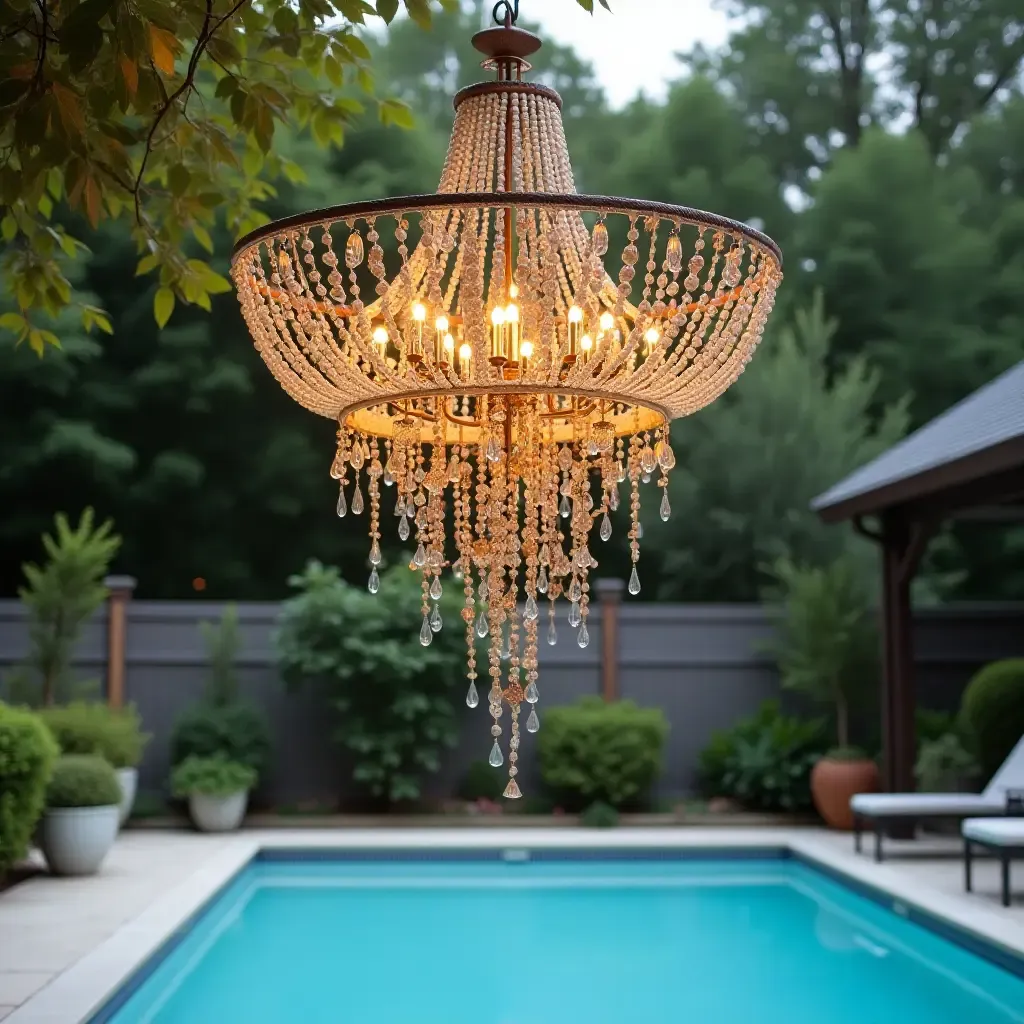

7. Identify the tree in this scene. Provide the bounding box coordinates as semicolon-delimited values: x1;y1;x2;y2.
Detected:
647;295;909;601
0;0;600;348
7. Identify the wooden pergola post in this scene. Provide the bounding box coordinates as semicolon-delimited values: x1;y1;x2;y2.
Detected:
103;575;136;709
595;577;624;702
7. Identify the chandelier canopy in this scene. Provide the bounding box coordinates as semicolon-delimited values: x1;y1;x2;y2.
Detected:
230;8;783;799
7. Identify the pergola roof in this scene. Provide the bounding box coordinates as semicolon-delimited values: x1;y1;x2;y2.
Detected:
813;360;1024;523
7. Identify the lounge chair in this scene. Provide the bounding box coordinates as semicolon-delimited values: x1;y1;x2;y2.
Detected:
963;818;1024;907
851;734;1024;861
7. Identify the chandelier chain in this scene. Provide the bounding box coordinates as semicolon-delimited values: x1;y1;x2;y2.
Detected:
492;0;519;26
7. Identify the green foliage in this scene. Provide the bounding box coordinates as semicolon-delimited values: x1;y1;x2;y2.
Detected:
765;555;878;750
0;702;59;875
537;697;668;812
916;709;958;749
276;561;466;805
698;700;827;813
169;701;271;786
12;509;120;706
580;801;619;828
915;733;979;793
170;755;256;798
39;701;149;768
649;296;909;602
960;659;1024;782
457;760;506;804
46;753;121;808
199;604;240;705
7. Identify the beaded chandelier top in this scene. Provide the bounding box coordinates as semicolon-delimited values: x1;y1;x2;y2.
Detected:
230;7;783;798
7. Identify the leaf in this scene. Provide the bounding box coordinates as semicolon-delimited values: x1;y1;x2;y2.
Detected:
83;177;102;228
52;83;85;136
60;0;117;36
403;0;431;28
342;34;372;61
154;286;175;328
376;0;399;23
119;55;139;97
379;98;414;129
193;224;214;253
136;252;160;276
357;67;373;92
148;25;178;76
0;312;27;332
168;163;191;196
1;215;16;241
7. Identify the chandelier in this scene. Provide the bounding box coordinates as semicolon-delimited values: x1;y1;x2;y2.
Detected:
230;5;783;799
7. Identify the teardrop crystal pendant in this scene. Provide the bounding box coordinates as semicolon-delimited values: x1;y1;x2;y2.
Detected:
660;489;671;521
351;485;364;515
430;603;443;633
637;521;644;540
609;487;620;512
559;494;571;518
526;708;540;733
525;681;539;704
413;542;426;567
628;565;641;595
537;567;548;594
488;740;504;767
476;609;489;638
524;595;538;621
592;220;609;256
349;443;365;470
429;576;442;600
369;541;382;566
398;516;410;541
419;614;432;646
466;680;479;708
500;628;511;660
336;487;347;517
367;568;380;594
395;495;405;517
345;230;364;268
568;577;582;602
503;778;522;799
486;437;501;462
577;623;590;648
569;601;581;627
666;232;683;274
600;513;612;542
547;619;558;646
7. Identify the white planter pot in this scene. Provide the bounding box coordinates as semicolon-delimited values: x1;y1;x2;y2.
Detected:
189;791;248;833
40;806;120;876
115;767;138;827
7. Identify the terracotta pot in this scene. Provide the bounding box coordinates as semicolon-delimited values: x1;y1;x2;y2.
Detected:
811;757;879;830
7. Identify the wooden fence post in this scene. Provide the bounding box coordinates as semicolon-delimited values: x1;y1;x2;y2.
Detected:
595;577;624;702
103;575;136;709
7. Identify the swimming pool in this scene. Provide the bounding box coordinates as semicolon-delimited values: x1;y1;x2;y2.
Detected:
94;851;1024;1024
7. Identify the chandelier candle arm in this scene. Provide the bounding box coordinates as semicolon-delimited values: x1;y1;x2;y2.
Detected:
230;14;783;799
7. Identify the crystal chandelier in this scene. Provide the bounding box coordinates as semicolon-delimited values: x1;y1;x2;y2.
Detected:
230;5;783;798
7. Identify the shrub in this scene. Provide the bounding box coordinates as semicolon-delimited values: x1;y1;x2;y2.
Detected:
458;760;506;803
916;708;958;749
171;756;256;798
915;733;978;793
580;801;619;828
537;697;668;812
0;702;59;875
698;700;827;813
46;754;121;808
169;701;271;786
276;561;466;805
960;659;1024;782
39;701;149;768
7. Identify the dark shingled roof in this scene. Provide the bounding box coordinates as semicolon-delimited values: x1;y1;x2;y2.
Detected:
812;360;1024;521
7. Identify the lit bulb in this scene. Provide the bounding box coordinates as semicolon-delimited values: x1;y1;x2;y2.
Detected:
435;315;449;333
459;343;472;361
580;334;593;352
443;333;455;353
412;302;427;322
645;327;660;347
491;306;506;326
567;305;583;324
505;303;519;323
520;340;534;360
373;326;389;347
509;283;519;299
599;311;615;332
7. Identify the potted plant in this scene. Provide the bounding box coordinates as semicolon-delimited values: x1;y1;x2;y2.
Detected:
40;701;150;826
768;556;879;830
171;755;256;832
39;754;121;876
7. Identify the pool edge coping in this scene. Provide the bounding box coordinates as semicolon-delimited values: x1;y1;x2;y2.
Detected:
7;827;1023;1024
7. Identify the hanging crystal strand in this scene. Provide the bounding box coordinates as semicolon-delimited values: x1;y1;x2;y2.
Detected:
456;442;478;704
628;433;642;595
367;439;383;592
427;406;447;633
485;408;508;772
518;406;542;759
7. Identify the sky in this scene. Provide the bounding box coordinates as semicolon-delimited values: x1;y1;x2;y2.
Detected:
530;0;732;108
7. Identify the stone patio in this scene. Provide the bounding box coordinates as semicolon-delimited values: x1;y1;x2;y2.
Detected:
1;827;1021;1023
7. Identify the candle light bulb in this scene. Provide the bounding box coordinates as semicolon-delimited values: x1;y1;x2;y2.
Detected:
505;303;519;323
520;340;534;360
509;282;519;299
459;342;472;362
567;305;583;324
435;315;449;333
645;327;660;348
373;326;389;347
412;302;427;322
491;306;506;326
443;333;455;354
599;311;615;332
580;334;593;352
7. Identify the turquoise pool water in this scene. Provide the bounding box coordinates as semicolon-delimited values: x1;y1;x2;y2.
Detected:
99;855;1024;1024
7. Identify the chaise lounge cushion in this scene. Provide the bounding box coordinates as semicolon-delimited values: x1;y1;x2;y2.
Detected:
851;793;1006;817
963;818;1024;846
